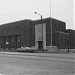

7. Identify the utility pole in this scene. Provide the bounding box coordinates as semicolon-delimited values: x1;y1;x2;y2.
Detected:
49;0;58;52
50;0;52;46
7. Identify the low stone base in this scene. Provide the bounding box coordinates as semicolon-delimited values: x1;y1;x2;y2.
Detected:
70;49;75;53
58;49;70;53
47;46;58;52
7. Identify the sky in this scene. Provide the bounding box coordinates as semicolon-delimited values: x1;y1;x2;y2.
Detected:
0;0;74;29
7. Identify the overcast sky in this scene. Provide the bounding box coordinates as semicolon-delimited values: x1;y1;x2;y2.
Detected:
0;0;74;29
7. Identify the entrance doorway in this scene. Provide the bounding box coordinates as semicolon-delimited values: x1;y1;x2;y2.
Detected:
38;41;42;49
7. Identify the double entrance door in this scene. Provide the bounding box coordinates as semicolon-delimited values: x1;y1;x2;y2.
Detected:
38;41;43;49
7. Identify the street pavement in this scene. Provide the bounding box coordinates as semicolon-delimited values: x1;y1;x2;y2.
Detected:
0;52;74;75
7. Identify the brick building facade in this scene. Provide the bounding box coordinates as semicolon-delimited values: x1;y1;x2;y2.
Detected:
0;17;74;51
66;29;75;49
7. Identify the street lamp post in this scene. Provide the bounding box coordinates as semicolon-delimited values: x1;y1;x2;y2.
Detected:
35;12;43;52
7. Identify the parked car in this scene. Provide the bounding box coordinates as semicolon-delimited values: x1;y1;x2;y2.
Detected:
16;46;37;52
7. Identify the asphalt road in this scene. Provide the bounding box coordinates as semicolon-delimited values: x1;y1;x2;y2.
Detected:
0;52;75;75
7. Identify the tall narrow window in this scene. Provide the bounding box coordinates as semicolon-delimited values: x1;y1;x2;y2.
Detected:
0;37;2;43
16;26;21;32
11;36;14;43
17;36;20;42
62;38;63;46
67;39;70;47
17;36;21;48
65;39;66;47
5;37;8;42
73;36;74;47
10;28;12;32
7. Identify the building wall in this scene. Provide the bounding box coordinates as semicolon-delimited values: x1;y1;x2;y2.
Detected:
54;31;70;49
66;29;75;49
52;18;66;32
32;18;51;47
52;18;66;46
32;18;66;47
0;17;73;50
0;20;32;49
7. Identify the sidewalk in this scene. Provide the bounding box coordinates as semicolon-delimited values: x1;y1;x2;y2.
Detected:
0;51;74;59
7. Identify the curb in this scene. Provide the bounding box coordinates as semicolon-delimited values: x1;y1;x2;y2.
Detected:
0;51;74;59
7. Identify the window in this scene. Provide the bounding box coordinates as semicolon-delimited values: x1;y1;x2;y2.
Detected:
67;39;69;47
65;39;66;47
17;36;20;42
16;26;21;32
5;37;9;44
58;25;60;31
4;29;6;33
55;24;57;30
5;37;8;42
73;36;74;46
62;26;63;31
9;28;12;32
11;36;14;43
0;37;2;43
61;38;63;46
